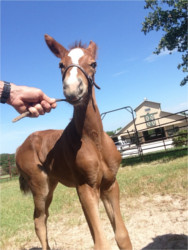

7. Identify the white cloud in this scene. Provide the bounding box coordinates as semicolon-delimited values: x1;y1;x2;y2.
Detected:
125;56;138;63
112;70;127;77
144;49;177;63
166;101;188;113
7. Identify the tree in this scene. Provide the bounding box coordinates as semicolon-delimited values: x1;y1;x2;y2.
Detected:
142;0;187;86
106;127;122;137
0;154;16;175
106;131;115;136
172;129;188;147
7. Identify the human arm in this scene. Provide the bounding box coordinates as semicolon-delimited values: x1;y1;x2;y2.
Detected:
0;81;57;117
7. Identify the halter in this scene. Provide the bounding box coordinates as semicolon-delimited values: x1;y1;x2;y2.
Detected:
62;64;100;90
12;64;100;122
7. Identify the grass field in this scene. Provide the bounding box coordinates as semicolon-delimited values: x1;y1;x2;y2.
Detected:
0;155;187;249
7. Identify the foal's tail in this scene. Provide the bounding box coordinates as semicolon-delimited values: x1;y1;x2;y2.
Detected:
16;146;31;194
19;174;31;194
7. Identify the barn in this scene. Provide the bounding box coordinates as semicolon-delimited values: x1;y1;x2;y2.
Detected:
112;99;188;145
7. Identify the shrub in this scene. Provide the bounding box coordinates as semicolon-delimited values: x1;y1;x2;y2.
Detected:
173;129;188;147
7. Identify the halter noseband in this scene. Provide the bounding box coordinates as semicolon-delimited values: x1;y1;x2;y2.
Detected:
62;64;100;90
12;64;100;122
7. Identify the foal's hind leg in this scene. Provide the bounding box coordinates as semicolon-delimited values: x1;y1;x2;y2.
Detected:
31;174;58;250
101;180;132;250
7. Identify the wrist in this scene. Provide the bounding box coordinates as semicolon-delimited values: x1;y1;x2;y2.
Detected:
6;83;20;105
0;81;11;104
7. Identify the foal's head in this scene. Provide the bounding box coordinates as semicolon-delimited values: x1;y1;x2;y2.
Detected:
45;34;98;106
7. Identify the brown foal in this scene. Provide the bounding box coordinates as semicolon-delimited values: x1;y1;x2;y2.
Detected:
16;34;132;250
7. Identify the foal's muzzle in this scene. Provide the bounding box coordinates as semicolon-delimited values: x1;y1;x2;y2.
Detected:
62;64;100;90
62;64;100;105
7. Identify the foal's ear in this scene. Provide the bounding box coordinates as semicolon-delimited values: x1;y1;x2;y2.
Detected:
44;34;67;58
88;41;98;59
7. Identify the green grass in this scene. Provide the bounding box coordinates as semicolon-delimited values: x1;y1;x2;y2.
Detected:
122;146;188;166
0;180;34;247
0;176;18;183
119;156;188;197
0;155;187;248
0;181;79;248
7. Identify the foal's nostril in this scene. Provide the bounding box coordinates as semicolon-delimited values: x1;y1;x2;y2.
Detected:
63;78;84;102
78;81;84;95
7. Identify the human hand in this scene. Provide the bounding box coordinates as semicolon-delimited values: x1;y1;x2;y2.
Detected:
7;83;57;117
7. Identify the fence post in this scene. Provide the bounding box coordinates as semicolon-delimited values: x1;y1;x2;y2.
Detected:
157;118;167;151
126;106;143;157
8;155;12;180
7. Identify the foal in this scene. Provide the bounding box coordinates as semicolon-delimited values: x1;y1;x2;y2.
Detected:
16;34;132;250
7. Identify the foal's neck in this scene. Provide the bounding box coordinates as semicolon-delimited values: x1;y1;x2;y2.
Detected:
73;88;103;138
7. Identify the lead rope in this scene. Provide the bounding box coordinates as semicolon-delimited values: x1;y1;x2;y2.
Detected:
12;64;100;123
12;98;67;123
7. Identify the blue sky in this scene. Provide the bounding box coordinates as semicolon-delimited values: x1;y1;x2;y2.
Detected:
0;0;187;153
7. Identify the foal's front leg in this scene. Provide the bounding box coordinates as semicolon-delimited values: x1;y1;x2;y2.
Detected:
77;183;111;250
101;180;132;250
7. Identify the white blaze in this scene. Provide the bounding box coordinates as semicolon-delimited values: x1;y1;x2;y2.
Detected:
67;48;84;84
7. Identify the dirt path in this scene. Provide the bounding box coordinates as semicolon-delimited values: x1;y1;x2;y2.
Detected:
19;194;188;250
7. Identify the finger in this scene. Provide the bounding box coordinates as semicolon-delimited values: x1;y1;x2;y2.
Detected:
41;100;51;113
28;107;40;117
49;97;56;104
42;94;56;105
41;100;57;112
14;104;28;114
51;102;57;109
33;103;45;115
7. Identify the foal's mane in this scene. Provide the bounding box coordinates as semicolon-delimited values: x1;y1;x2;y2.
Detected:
69;41;87;50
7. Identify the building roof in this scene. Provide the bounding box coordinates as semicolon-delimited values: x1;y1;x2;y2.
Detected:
114;100;187;137
134;99;161;112
115;119;135;135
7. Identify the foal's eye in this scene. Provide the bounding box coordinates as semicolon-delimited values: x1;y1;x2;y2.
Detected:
59;62;65;69
90;62;97;69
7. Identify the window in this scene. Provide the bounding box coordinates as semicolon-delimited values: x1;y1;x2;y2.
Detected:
144;113;156;128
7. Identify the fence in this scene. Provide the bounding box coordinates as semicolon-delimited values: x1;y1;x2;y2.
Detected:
110;109;188;158
1;110;187;180
0;154;18;181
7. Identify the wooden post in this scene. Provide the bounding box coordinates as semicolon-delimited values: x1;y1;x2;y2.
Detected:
8;155;12;179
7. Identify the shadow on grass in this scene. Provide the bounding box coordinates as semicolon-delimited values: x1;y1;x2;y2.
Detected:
28;234;188;249
29;247;62;250
142;234;188;249
29;248;41;250
29;248;62;250
122;147;188;167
